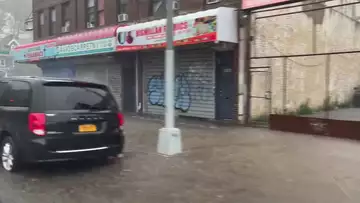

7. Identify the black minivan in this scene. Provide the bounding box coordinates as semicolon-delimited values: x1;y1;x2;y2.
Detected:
0;76;124;172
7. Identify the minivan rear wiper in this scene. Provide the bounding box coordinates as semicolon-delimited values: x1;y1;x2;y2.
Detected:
82;88;116;110
74;102;92;110
73;102;106;111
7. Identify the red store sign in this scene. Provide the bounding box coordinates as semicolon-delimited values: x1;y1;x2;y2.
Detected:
242;0;291;9
56;25;119;46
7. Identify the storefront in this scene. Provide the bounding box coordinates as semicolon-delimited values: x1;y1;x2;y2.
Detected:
12;7;239;119
12;26;126;108
54;25;124;107
12;39;57;63
116;7;238;120
55;26;118;82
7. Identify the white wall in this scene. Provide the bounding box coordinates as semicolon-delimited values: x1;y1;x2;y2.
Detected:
250;0;360;116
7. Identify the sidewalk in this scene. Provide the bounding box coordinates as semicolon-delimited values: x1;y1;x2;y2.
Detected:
121;116;360;203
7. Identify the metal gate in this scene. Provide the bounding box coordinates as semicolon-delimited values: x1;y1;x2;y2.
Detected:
249;66;272;125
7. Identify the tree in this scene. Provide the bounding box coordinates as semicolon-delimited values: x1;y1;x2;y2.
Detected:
0;10;6;32
0;0;32;35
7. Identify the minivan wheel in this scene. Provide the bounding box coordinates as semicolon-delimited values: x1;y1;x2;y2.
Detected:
1;137;20;172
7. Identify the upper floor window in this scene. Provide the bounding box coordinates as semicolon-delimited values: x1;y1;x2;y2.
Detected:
86;0;104;28
0;59;5;67
61;2;70;33
39;12;45;25
117;0;128;22
37;11;44;38
49;7;56;36
117;0;128;14
98;0;105;26
86;0;96;28
149;0;163;17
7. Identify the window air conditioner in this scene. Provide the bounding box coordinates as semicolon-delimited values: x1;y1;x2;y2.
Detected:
173;1;180;10
117;13;129;22
87;22;95;28
206;0;221;4
61;25;69;33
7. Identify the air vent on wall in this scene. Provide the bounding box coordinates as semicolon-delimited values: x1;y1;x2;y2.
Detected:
206;0;221;4
61;21;70;33
117;13;129;22
61;26;69;33
212;42;236;51
87;22;95;28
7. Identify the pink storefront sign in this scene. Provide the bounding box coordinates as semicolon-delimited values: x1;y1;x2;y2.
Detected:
55;25;118;46
242;0;290;9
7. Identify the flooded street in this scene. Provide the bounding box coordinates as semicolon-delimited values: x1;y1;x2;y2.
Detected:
0;116;358;202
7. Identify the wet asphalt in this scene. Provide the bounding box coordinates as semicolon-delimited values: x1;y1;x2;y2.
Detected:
0;116;360;203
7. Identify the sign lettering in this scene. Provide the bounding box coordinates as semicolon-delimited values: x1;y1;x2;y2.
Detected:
57;38;115;58
116;16;217;51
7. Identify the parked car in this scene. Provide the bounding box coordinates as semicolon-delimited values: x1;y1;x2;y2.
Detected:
0;76;125;172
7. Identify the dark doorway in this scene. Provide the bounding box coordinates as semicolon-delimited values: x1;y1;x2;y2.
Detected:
215;51;236;120
122;65;136;113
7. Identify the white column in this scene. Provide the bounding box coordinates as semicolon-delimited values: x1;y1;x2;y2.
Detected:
157;0;182;156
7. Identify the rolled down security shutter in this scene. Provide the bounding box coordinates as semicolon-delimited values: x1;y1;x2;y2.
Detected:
143;48;215;119
40;59;76;78
107;64;122;108
72;54;123;109
76;64;108;85
75;63;123;108
177;49;215;119
142;51;165;115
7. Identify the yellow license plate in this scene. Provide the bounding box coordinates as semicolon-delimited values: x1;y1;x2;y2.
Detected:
78;124;97;132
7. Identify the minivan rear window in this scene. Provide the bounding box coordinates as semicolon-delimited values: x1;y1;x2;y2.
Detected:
44;82;117;111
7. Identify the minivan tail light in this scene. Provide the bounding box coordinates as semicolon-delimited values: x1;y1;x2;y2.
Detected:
117;113;124;127
28;113;46;136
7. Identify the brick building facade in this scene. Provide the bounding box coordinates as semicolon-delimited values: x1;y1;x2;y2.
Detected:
16;0;240;121
13;0;360;125
32;0;240;41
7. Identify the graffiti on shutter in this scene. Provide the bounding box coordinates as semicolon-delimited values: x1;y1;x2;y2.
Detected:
143;49;215;119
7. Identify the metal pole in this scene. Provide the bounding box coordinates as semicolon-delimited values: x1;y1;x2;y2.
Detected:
244;11;252;125
282;57;287;114
165;0;175;128
325;55;330;119
157;0;182;156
